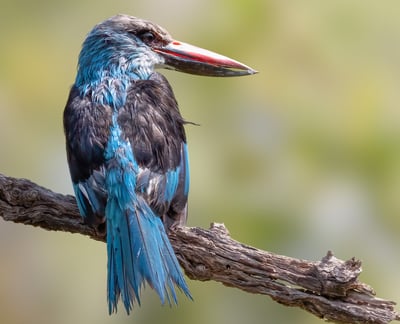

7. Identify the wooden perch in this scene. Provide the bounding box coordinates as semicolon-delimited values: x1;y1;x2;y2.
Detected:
0;172;398;323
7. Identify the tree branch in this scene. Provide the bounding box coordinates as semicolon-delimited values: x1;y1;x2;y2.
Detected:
0;173;398;323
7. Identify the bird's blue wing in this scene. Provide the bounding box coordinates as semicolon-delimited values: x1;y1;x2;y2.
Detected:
135;141;190;228
64;85;110;227
72;167;106;222
119;72;190;226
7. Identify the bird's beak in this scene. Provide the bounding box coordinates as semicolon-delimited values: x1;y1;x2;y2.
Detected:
154;40;257;77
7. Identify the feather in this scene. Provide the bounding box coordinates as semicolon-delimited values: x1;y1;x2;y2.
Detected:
103;114;190;314
64;15;193;315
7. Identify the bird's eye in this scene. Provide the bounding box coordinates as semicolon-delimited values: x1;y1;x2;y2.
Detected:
139;31;155;43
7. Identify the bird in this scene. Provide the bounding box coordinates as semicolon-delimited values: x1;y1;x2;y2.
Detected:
63;14;256;315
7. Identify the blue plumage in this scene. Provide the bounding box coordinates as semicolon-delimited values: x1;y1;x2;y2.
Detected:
103;111;189;313
64;14;255;315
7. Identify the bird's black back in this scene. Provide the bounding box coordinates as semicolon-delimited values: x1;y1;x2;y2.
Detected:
64;72;189;229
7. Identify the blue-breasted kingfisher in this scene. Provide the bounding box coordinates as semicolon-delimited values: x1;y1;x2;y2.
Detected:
63;14;256;314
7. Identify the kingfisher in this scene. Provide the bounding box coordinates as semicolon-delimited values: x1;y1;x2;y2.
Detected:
63;14;256;314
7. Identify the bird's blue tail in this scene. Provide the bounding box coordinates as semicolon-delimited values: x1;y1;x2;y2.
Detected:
106;196;191;314
105;124;191;314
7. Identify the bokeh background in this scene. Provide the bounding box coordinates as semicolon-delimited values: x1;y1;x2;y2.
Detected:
1;1;400;323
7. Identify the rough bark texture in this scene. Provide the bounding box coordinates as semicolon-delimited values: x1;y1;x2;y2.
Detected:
0;173;399;323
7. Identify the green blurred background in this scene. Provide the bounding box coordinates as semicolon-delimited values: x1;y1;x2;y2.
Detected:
1;0;400;323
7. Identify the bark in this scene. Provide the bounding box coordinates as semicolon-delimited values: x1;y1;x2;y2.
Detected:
0;173;399;323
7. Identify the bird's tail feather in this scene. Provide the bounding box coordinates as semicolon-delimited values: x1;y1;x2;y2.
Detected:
106;195;191;314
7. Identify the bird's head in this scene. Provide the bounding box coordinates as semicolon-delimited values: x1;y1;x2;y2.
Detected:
76;14;256;89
